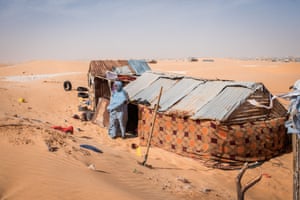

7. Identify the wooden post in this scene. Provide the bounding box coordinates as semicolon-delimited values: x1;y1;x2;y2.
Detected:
294;134;300;200
140;87;163;167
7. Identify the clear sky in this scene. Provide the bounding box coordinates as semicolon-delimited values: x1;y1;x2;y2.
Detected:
0;0;299;62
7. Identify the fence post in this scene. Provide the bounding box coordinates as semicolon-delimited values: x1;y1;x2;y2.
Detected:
294;134;300;200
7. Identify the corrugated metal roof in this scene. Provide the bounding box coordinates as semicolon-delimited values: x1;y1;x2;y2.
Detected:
128;60;151;75
159;78;201;111
191;86;253;120
125;72;159;99
88;59;151;77
135;78;179;105
89;60;129;77
124;71;262;121
168;81;230;116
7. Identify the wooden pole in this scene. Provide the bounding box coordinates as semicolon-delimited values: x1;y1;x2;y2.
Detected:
294;134;300;200
141;86;163;166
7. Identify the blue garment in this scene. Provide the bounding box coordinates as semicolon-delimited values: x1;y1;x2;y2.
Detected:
107;81;129;138
281;80;300;137
80;144;103;153
285;95;300;136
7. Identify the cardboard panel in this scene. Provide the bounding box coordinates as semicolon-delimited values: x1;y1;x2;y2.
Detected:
92;98;110;128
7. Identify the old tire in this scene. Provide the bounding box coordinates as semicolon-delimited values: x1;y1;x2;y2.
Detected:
63;81;72;91
77;86;88;92
78;92;89;98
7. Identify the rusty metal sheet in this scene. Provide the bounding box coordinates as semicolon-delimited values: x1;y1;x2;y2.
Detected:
124;71;160;99
89;59;152;78
158;78;201;111
124;71;184;103
89;60;128;77
191;86;254;121
168;81;230;116
134;77;179;106
124;70;262;121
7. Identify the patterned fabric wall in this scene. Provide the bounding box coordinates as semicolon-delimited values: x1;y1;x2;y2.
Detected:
138;105;288;164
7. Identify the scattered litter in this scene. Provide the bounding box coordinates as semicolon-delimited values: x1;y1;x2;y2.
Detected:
78;105;88;111
80;136;92;139
18;98;26;103
79;111;94;121
72;114;80;119
262;173;272;178
76;127;83;132
201;188;212;193
132;143;141;157
176;176;191;184
133;168;144;174
81;112;87;121
48;146;59;152
183;184;192;190
88;164;96;170
131;143;139;149
136;147;142;157
85;111;94;121
46;142;59;152
162;181;171;190
84;100;91;105
52;125;74;134
80;144;103;153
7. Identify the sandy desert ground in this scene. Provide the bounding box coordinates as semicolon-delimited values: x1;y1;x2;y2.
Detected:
0;58;299;200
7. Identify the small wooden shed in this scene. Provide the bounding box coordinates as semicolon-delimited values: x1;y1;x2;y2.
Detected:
88;59;151;129
124;71;289;166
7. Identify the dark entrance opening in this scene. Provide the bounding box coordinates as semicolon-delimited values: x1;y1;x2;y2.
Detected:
93;77;111;110
126;103;138;136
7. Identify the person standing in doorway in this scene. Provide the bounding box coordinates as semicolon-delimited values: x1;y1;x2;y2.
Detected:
107;80;129;139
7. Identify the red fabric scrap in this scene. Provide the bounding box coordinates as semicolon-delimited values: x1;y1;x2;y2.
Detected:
52;126;74;134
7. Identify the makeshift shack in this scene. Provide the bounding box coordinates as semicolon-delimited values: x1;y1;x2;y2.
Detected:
124;71;289;165
88;59;151;129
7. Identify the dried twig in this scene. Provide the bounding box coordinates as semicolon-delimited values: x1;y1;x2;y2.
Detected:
236;162;262;200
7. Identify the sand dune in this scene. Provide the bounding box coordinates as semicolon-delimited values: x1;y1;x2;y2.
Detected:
0;58;299;200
